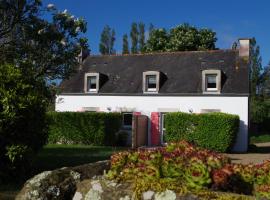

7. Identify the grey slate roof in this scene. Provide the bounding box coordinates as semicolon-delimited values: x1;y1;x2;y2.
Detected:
60;50;249;96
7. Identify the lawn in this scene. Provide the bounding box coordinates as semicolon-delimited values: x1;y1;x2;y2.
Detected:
250;133;270;144
0;144;126;200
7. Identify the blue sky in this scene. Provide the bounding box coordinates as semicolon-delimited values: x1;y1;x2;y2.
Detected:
43;0;270;66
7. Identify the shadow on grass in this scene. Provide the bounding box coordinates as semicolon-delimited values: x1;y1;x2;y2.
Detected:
0;144;126;199
248;143;270;154
32;144;126;174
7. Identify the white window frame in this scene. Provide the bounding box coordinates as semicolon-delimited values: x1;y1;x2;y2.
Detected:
143;71;160;93
84;73;99;93
202;70;221;94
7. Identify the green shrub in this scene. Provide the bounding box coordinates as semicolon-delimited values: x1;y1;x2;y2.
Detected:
47;112;122;145
165;112;239;152
0;64;48;182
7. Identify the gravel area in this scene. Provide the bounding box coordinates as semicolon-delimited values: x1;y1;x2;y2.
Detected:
226;142;270;164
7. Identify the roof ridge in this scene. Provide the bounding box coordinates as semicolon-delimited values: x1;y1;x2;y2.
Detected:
87;49;238;58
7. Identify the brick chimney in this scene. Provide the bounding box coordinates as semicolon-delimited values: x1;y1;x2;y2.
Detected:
238;38;250;58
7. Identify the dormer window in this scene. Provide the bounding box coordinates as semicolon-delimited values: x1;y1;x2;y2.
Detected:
143;71;160;93
206;74;217;91
146;75;157;92
202;70;221;93
84;73;100;93
87;76;97;92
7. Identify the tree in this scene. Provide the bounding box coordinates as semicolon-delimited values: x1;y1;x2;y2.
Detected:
0;0;88;80
144;23;217;53
144;28;169;52
122;34;129;54
138;22;145;53
130;22;139;54
0;64;49;180
167;23;216;51
149;23;154;36
0;0;88;181
249;38;262;97
99;25;116;55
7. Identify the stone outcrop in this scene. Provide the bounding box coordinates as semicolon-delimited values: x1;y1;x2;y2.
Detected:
16;160;110;200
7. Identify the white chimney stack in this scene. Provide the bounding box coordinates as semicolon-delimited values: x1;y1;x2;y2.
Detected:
238;38;250;58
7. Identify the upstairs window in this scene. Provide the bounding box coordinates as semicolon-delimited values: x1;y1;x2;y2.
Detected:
143;71;160;93
206;74;217;91
84;73;99;93
146;75;157;92
87;76;97;92
202;70;221;94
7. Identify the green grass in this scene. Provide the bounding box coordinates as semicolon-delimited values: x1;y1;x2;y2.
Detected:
33;144;126;173
0;144;126;200
250;134;270;144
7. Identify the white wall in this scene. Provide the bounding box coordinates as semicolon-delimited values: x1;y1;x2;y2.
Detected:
56;95;249;152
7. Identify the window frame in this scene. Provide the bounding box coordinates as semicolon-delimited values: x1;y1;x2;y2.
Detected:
143;71;160;93
202;70;221;94
84;73;100;93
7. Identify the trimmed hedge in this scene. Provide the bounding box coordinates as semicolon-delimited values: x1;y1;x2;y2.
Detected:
47;112;122;145
165;112;239;152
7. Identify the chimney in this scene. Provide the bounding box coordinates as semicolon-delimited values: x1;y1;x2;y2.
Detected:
238;38;250;58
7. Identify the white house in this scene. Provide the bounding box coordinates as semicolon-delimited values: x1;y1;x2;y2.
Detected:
55;39;250;152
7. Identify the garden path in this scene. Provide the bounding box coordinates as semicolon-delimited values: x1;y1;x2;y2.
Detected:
226;142;270;164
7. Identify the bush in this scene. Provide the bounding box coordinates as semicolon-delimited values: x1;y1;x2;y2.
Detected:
47;112;122;145
165;112;239;152
0;64;48;182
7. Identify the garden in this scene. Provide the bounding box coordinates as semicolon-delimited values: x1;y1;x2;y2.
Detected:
106;140;270;199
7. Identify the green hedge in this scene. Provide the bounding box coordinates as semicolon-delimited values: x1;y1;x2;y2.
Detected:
165;112;239;152
47;112;122;145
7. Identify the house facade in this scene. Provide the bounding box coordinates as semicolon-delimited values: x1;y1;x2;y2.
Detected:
55;39;250;152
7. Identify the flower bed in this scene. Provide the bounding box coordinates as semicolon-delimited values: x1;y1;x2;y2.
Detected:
106;141;270;199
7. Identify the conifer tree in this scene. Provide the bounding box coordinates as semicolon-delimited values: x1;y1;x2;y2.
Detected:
122;34;129;54
130;22;139;54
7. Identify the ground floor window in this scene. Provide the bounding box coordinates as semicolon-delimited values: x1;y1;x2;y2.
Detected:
122;112;133;128
160;113;167;144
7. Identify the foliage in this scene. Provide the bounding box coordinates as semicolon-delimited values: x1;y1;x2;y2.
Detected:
107;141;270;199
122;34;129;54
0;0;88;80
164;112;239;152
249;38;262;97
250;97;269;124
0;0;88;183
0;64;48;182
144;23;217;52
99;25;116;55
130;22;139;54
138;22;145;52
47;112;122;145
144;28;168;52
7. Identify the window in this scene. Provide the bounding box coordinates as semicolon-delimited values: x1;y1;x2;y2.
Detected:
143;71;160;93
84;73;99;93
160;113;167;144
202;70;221;93
146;75;157;92
206;74;217;91
122;113;133;127
87;76;97;92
